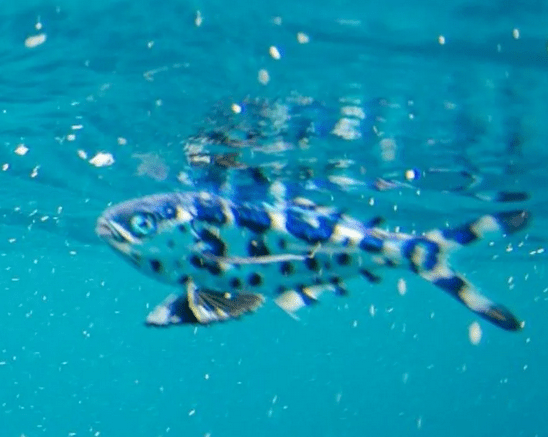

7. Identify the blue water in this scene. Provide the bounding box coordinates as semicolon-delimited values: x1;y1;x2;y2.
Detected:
2;0;548;436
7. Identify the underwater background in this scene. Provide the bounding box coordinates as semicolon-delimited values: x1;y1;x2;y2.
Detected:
1;0;548;435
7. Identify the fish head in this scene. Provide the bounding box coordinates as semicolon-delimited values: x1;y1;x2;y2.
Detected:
96;193;195;280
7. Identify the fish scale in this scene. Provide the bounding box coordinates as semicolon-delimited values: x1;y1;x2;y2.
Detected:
96;189;530;332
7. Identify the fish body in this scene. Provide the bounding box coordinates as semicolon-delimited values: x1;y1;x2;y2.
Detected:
96;190;529;331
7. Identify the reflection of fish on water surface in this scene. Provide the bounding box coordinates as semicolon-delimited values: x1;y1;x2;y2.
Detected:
96;187;530;332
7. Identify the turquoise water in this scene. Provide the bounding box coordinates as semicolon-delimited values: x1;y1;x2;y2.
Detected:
2;0;548;435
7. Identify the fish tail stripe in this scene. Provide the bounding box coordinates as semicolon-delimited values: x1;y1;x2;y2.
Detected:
429;271;522;331
439;210;530;247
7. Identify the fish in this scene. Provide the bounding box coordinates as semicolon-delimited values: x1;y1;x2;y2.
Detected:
96;190;529;331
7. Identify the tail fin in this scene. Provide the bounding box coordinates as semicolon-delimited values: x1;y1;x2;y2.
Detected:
404;210;530;331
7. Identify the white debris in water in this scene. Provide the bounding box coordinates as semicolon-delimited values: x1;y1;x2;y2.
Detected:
438;35;446;45
67;133;76;141
231;103;242;114
272;16;282;25
25;33;47;48
195;10;203;27
258;69;270;85
512;28;520;39
15;144;28;155
331;117;361;140
89;152;115;167
397;278;407;296
340;105;365;119
269;46;281;60
297;32;309;44
77;149;87;160
117;137;127;145
468;322;482;345
369;304;376;317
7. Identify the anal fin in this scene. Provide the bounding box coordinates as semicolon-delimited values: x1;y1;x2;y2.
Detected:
274;283;337;317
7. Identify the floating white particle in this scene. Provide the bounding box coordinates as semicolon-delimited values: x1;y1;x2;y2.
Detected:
204;373;209;380
89;152;115;167
369;304;376;317
352;320;358;327
402;373;409;383
15;144;28;156
397;278;407;296
297;32;309;44
231;103;242;114
67;133;76;141
258;69;270;85
269;46;281;60
438;35;445;45
468;322;482;345
512;28;520;39
195;10;203;27
272;16;282;25
117;137;127;146
71;124;83;130
417;416;423;429
25;33;47;48
147;41;154;49
30;166;39;178
189;409;196;416
35;20;42;31
77;149;87;159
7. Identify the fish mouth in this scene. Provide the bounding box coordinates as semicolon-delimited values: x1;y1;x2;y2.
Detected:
96;217;115;240
95;217;138;245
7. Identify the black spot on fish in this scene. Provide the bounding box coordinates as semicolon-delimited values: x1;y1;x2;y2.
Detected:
207;263;222;276
200;228;226;256
305;257;320;272
178;274;189;284
280;261;294;275
278;238;287;249
248;272;262;286
247;239;270;257
330;276;342;285
385;258;397;268
178;225;187;233
150;259;162;273
229;278;242;289
336;253;351;266
190;255;203;269
360;269;381;283
324;261;332;270
167;239;175;249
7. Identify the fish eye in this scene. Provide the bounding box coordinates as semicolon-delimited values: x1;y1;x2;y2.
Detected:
130;213;157;237
162;203;177;220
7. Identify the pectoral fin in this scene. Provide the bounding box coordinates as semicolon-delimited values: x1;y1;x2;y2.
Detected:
187;283;265;324
146;281;264;327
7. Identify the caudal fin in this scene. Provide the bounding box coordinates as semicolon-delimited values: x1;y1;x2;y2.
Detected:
402;210;530;331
